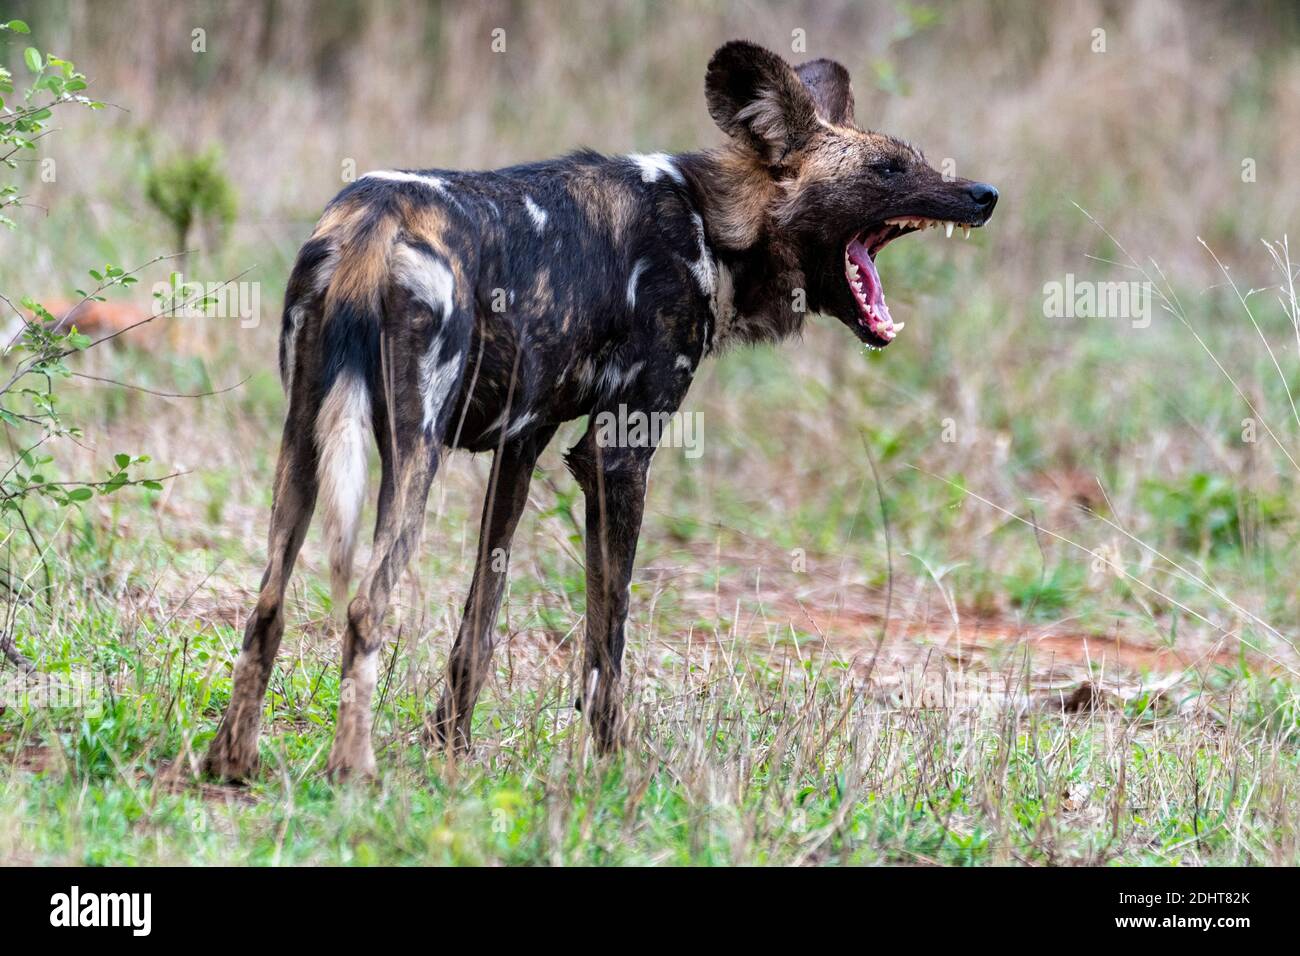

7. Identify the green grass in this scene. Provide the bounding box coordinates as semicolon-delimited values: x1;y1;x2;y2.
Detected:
3;601;1297;865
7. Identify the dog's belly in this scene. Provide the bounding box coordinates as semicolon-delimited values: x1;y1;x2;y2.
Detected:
443;328;596;453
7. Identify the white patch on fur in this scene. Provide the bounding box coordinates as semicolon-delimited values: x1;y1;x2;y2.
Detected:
688;212;717;298
316;374;372;619
505;410;536;439
597;360;644;397
419;342;463;434
360;169;450;193
394;245;454;321
392;244;461;431
628;152;684;185
523;195;548;233
626;258;648;310
675;353;693;371
313;243;340;295
282;303;306;396
481;404;534;441
481;406;507;439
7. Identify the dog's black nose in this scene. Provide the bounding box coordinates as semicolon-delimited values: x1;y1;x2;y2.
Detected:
969;182;998;210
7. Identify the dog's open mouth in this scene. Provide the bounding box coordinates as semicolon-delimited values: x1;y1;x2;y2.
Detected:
845;217;983;347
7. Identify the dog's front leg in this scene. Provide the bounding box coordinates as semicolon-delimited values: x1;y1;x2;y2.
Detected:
567;434;651;754
433;426;556;753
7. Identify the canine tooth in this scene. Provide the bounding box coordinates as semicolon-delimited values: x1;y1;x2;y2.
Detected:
894;322;905;331
945;222;954;238
963;226;971;239
848;263;860;278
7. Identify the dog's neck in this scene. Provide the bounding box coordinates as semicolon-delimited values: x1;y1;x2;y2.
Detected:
676;148;808;350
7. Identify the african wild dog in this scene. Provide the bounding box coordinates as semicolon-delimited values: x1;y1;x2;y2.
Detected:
203;40;997;780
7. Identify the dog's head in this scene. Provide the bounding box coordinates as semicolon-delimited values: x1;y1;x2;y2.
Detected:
704;40;998;347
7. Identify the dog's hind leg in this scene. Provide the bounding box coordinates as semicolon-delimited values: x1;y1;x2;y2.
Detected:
326;247;471;779
204;281;329;781
433;424;556;752
204;418;319;780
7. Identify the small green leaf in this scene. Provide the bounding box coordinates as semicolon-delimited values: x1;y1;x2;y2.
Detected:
114;453;131;469
4;20;31;33
68;487;94;501
23;47;42;73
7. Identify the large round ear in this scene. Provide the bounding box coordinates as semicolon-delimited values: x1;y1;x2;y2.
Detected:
705;40;821;165
795;58;856;126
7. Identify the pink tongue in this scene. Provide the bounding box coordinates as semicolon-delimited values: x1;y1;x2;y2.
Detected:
846;237;893;328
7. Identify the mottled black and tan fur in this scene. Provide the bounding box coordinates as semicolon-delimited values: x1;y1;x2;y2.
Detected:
204;40;998;779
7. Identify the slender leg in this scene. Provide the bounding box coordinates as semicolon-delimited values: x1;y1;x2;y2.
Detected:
326;429;438;779
566;431;652;754
204;422;318;780
433;426;555;751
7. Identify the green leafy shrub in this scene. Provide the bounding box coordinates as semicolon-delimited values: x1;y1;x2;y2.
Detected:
143;148;237;260
0;23;171;649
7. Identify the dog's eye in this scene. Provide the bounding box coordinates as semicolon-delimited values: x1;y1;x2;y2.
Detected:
874;158;905;177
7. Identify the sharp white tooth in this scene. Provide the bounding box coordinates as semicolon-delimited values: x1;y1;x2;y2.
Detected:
848;263;860;278
945;222;954;238
963;226;971;239
894;322;905;331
